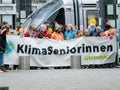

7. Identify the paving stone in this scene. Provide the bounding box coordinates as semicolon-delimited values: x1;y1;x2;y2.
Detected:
0;69;120;90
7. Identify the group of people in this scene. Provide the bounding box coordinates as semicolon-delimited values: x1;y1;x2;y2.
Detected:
3;19;116;40
24;21;77;40
90;19;116;36
16;19;118;69
0;19;117;72
23;19;116;41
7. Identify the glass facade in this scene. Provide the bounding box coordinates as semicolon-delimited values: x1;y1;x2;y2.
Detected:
0;0;16;29
2;0;12;4
2;15;12;25
0;0;47;29
0;6;13;11
32;0;46;3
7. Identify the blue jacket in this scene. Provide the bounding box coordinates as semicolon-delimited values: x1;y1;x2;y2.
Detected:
90;28;104;37
64;30;76;40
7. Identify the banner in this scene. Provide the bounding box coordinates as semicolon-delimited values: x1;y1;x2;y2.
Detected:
4;36;117;66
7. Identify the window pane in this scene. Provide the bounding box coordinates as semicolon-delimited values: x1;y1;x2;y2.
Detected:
2;0;12;4
2;15;12;25
32;0;46;4
0;15;1;23
32;6;37;12
0;0;2;3
32;0;38;4
0;6;13;11
86;10;99;27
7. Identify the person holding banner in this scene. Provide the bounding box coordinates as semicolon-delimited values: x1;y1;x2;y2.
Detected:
90;26;104;37
15;25;24;36
44;21;53;35
25;25;34;37
51;26;64;41
88;23;96;32
64;24;76;40
38;24;51;39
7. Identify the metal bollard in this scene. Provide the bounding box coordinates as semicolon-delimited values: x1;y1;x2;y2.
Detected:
0;87;9;90
118;49;120;65
117;55;120;65
71;55;81;69
19;56;30;70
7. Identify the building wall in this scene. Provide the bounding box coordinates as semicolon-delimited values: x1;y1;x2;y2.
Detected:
0;0;16;29
0;0;47;30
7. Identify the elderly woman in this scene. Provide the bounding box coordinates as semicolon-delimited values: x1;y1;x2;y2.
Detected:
51;26;64;41
89;26;104;37
38;24;51;38
88;23;96;32
64;24;76;40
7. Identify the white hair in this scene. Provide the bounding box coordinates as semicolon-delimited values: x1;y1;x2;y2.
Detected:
40;24;47;31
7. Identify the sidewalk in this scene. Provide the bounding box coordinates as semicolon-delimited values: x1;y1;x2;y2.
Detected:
0;69;120;90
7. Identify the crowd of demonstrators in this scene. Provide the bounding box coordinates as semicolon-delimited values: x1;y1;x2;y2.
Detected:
1;20;117;70
1;19;115;40
22;20;116;69
23;22;77;40
22;19;117;41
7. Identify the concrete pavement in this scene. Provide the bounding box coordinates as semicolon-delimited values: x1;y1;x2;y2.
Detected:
0;69;120;90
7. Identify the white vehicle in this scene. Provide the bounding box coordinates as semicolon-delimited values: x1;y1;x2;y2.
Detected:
22;0;120;31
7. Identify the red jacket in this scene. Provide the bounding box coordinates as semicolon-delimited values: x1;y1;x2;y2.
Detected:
24;30;30;37
40;31;51;38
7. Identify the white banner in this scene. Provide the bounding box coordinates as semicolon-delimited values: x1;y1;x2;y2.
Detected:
4;36;117;66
